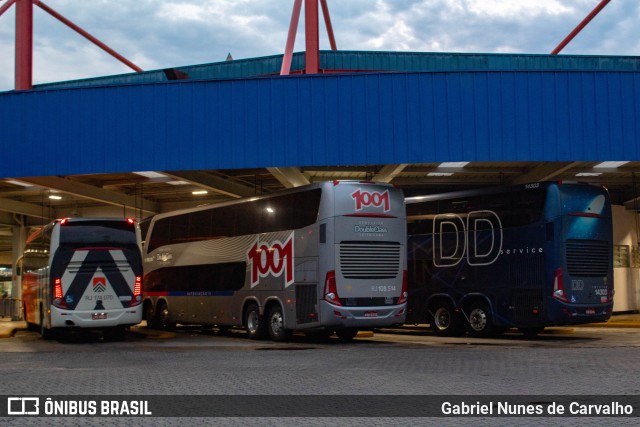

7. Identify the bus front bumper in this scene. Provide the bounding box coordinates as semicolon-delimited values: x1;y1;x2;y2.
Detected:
50;306;143;329
319;301;406;328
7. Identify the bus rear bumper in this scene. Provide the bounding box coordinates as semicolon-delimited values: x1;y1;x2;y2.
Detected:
50;306;143;329
319;301;407;328
547;301;614;326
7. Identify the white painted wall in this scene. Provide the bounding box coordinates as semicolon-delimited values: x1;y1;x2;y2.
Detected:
612;205;640;313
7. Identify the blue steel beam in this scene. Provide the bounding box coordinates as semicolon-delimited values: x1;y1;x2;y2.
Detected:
0;70;638;178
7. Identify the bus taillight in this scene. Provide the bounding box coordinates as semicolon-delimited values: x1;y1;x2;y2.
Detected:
134;276;142;296
53;278;67;308
324;271;343;306
54;278;63;299
397;270;408;305
552;268;568;302
130;276;142;306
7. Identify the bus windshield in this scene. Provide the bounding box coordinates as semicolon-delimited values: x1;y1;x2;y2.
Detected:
60;220;138;249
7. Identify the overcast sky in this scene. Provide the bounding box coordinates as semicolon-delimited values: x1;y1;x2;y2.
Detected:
0;0;639;91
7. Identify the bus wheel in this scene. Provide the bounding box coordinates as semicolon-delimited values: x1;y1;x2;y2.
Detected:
519;327;544;337
430;301;462;337
466;301;494;338
157;302;176;331
336;328;358;342
245;303;266;340
267;305;292;342
144;302;157;329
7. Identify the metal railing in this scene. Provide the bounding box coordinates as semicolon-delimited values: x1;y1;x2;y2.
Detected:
0;299;21;320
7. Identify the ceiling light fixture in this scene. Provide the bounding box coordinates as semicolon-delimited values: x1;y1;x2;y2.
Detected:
594;161;629;168
133;171;168;179
192;190;208;195
439;162;469;168
5;179;33;187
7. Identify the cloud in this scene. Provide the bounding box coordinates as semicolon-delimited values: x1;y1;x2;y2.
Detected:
464;0;572;18
0;0;639;91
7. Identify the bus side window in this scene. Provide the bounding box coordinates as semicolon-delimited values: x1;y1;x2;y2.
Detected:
407;219;433;235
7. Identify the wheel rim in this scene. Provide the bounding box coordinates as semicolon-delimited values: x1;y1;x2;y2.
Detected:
247;310;259;334
469;308;487;332
270;311;284;336
433;307;451;331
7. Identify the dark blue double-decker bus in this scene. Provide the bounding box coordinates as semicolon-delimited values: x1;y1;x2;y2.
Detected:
406;181;613;337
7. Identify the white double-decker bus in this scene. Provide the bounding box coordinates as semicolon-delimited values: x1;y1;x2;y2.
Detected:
21;218;144;340
142;181;407;341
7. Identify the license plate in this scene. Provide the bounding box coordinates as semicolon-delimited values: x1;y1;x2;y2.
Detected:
363;311;378;317
92;313;107;320
585;308;595;315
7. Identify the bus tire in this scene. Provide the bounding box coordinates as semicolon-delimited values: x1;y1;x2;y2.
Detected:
144;301;158;329
267;305;292;342
466;301;494;338
429;301;463;337
245;303;267;340
336;328;358;342
157;302;176;331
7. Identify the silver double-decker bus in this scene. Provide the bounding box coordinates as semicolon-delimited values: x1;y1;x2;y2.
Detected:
142;181;407;341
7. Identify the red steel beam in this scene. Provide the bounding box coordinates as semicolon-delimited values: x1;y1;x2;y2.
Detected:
551;0;611;55
320;0;337;51
15;0;33;90
0;0;18;17
33;0;143;72
304;0;319;74
281;0;303;75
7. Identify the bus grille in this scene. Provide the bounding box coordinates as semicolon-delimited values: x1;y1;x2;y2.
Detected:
566;240;610;277
339;242;401;279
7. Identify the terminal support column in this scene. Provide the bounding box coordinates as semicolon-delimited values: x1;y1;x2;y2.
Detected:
11;220;26;320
